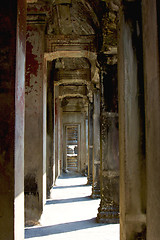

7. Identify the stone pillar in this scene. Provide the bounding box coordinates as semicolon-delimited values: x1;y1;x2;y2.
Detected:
0;0;26;239
63;123;67;172
54;85;60;181
25;14;46;224
142;1;160;239
58;102;63;175
81;111;87;173
92;89;101;198
118;2;146;239
85;116;89;176
97;64;119;223
87;103;93;184
46;61;54;197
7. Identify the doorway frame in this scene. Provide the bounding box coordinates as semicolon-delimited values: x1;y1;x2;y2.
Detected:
63;123;81;172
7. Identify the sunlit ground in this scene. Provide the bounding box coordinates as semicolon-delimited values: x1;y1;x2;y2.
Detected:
25;173;120;240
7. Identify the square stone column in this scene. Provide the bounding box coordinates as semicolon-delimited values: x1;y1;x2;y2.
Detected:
97;112;119;223
80;111;87;173
85;116;89;176
46;62;54;197
25;14;47;224
118;2;146;239
97;62;119;224
142;1;160;239
54;85;61;180
0;0;26;239
58;101;63;175
92;89;101;198
87;103;93;185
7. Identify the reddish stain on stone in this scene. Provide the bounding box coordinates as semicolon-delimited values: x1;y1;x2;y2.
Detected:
27;25;33;33
26;40;39;87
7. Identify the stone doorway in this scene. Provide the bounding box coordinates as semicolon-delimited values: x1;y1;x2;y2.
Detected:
66;125;79;172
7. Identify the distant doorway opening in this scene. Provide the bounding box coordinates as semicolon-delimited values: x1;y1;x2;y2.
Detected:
66;125;79;172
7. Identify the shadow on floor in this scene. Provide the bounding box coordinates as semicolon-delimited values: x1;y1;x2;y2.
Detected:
53;184;90;189
25;218;109;238
58;172;84;179
46;196;96;205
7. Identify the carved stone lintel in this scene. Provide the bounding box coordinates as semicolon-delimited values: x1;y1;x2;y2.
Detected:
55;0;71;5
45;34;96;53
27;13;46;24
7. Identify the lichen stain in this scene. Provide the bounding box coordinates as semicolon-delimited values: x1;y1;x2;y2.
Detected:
26;40;39;87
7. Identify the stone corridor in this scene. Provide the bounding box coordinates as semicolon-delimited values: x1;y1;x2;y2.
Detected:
1;1;160;239
25;173;119;240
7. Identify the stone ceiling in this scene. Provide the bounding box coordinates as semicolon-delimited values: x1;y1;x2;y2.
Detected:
27;0;120;113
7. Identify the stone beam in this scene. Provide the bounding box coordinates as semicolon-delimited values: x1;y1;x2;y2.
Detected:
45;35;97;53
27;0;38;2
44;51;98;86
54;79;89;86
59;94;88;102
59;85;87;97
55;0;72;4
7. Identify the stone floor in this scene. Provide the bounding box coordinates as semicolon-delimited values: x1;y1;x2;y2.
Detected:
25;172;120;240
